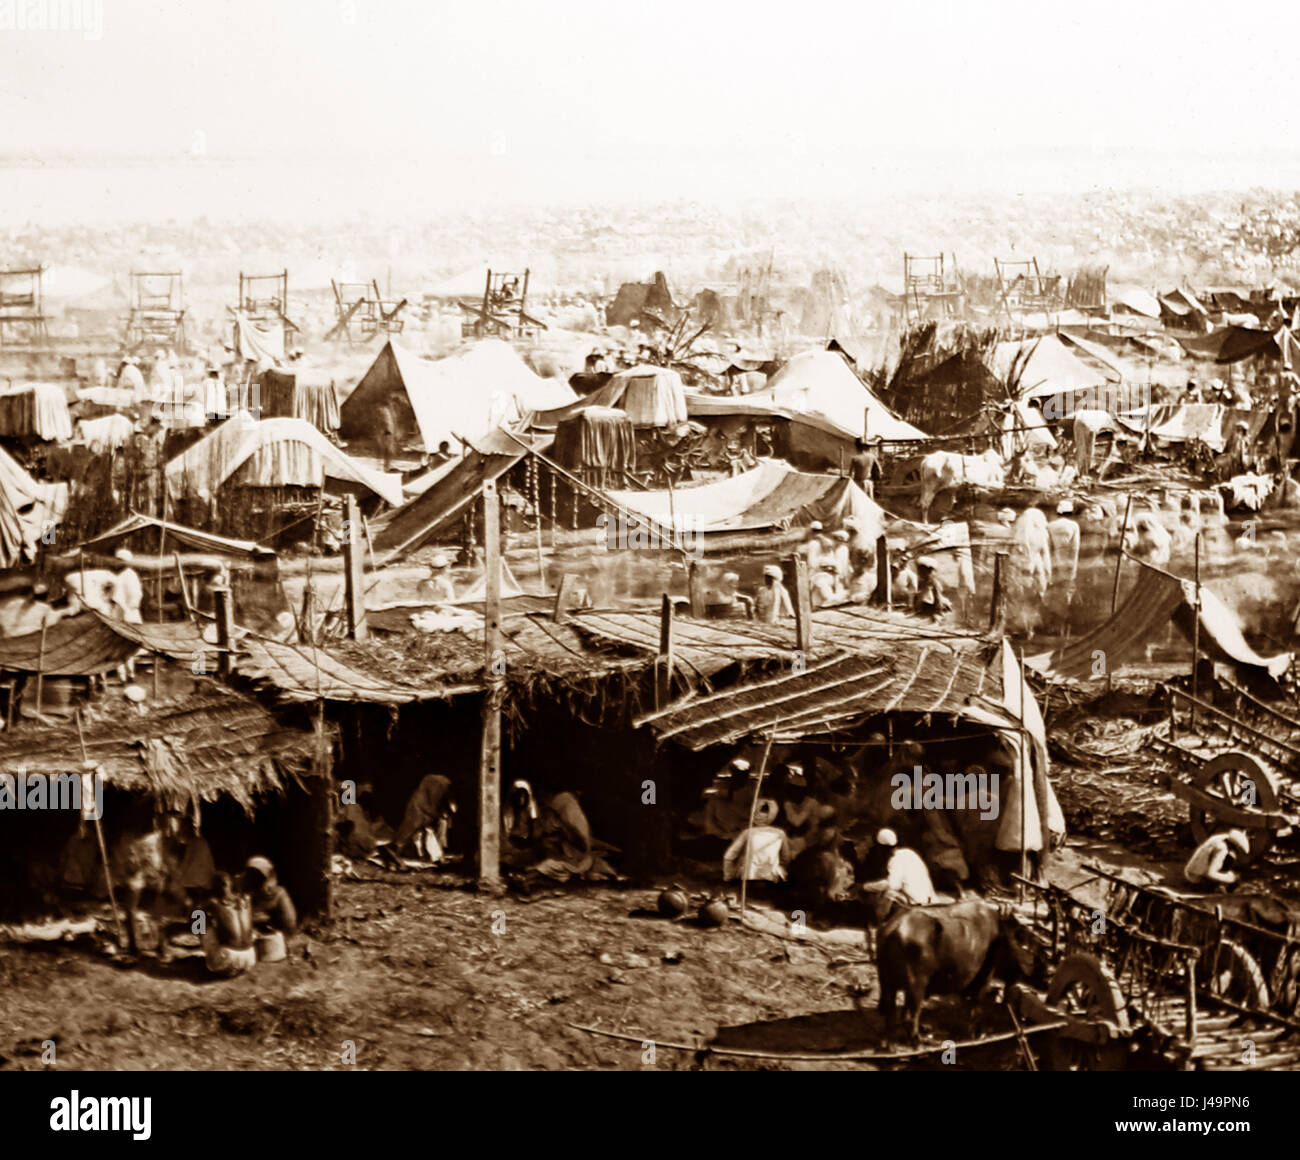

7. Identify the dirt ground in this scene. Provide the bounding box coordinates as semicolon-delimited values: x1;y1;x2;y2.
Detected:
4;728;1295;1073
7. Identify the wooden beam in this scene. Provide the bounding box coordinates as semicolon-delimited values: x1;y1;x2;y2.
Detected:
213;584;235;677
793;556;813;653
478;479;503;886
657;593;674;708
343;494;367;641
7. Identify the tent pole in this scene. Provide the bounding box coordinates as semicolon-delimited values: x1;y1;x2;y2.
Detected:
1192;532;1201;730
739;735;774;916
478;479;503;887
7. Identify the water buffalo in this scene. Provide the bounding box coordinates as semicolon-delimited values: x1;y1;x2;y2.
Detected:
876;899;1037;1044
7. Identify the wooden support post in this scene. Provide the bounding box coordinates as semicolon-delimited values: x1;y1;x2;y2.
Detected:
657;593;674;708
739;736;775;916
688;561;706;619
1192;532;1201;730
793;556;813;654
989;550;1007;632
478;479;503;887
874;534;892;608
343;493;367;641
173;552;193;617
1185;951;1198;1046
34;613;47;717
213;584;235;677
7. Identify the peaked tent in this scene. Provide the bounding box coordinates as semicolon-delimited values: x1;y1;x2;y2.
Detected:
991;334;1107;399
165;412;403;506
340;340;576;452
755;350;926;441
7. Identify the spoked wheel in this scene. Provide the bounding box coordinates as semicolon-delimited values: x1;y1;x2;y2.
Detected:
1043;952;1131;1071
1198;939;1270;1011
1189;752;1278;864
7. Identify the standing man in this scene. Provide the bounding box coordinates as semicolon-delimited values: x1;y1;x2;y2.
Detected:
1047;500;1081;624
376;397;399;472
850;436;882;498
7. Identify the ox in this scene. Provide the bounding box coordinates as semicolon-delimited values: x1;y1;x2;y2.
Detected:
918;449;1005;523
876;899;1037;1044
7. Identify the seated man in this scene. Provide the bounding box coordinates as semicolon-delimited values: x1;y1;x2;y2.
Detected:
201;873;256;977
722;806;789;884
754;564;795;623
1184;829;1249;890
418;554;456;602
336;781;393;859
502;779;615;881
810;562;846;609
688;758;756;839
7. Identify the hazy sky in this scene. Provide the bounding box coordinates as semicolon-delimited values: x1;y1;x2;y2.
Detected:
4;0;1300;202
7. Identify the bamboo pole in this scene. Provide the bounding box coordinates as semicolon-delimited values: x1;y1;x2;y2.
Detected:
478;479;503;886
34;612;47;717
76;708;125;949
739;735;775;916
1107;494;1134;695
173;552;193;616
1192;532;1201;730
656;593;674;710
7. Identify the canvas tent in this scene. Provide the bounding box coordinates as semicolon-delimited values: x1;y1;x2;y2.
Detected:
165;412;403;506
758;350;925;441
1027;560;1291;682
991;334;1108;399
534;364;688;429
0;383;73;442
340;340;576;452
603;458;885;543
0;444;67;567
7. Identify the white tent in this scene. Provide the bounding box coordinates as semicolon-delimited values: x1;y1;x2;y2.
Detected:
340;340;576;452
991;334;1107;398
748;349;926;441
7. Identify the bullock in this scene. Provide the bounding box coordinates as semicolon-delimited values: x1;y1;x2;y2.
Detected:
918;449;1005;523
1010;507;1052;599
876;899;1038;1044
1123;511;1172;568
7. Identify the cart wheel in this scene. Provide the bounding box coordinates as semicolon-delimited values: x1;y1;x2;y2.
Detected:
1199;939;1270;1012
1189;752;1278;864
1043;952;1130;1071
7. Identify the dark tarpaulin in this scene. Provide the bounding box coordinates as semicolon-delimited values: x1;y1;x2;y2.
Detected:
1027;560;1291;682
553;405;636;483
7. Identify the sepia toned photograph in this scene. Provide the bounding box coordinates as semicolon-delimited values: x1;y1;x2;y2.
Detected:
0;0;1294;1129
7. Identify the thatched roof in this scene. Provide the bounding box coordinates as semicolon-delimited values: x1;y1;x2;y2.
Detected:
0;684;323;813
0;612;218;676
238;635;468;705
634;642;1015;751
